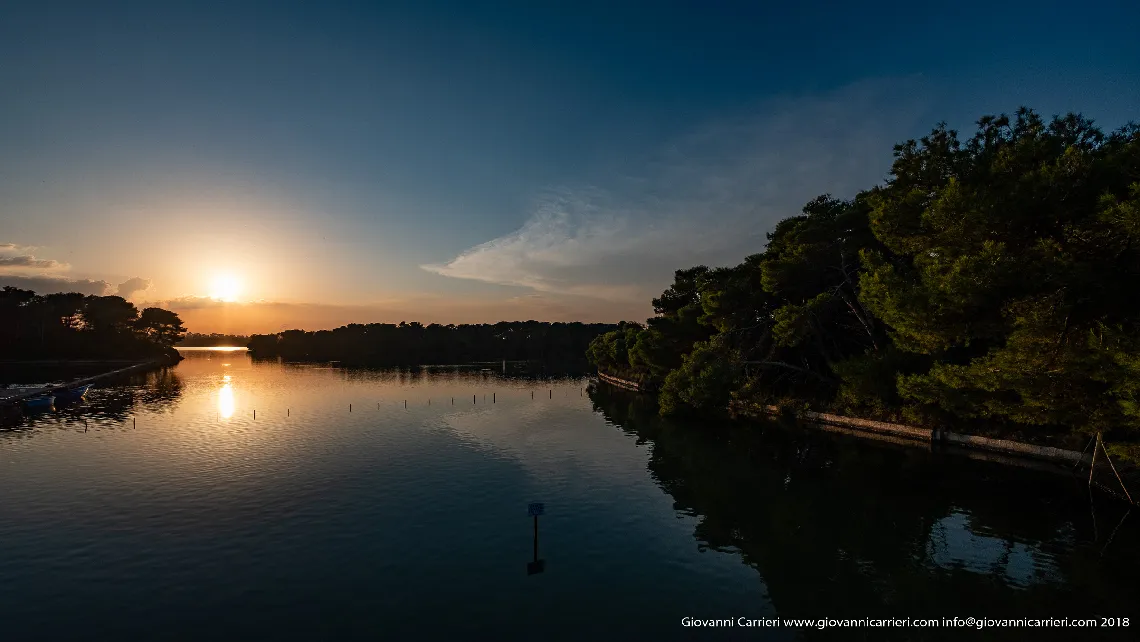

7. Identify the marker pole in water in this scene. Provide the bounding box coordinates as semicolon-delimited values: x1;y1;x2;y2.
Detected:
527;502;545;575
349;404;352;412
493;392;495;403
288;409;290;417
549;390;552;399
473;394;476;404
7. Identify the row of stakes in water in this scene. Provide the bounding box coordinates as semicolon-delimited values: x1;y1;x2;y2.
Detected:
71;387;587;427
231;388;585;419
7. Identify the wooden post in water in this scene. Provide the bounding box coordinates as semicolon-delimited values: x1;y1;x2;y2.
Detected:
254;410;256;419
549;390;552;399
133;417;136;428
288;409;290;417
473;394;476;404
1098;433;1136;505
493;392;495;403
349;404;352;412
1090;434;1100;486
527;502;545;575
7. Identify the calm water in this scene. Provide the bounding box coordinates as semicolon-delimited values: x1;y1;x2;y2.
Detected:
1;348;1137;641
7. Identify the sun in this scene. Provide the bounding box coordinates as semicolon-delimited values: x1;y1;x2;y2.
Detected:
210;274;242;302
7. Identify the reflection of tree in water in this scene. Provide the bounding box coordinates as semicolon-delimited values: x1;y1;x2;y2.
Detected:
3;368;186;433
329;363;588;388
589;385;1140;635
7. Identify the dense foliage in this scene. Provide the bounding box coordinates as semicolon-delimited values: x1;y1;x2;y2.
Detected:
178;332;250;347
0;287;186;361
248;321;618;366
588;108;1140;447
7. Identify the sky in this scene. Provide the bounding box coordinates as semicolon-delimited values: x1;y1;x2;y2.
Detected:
2;0;1138;334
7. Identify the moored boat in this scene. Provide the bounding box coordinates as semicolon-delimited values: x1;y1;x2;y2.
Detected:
23;396;55;411
55;384;91;402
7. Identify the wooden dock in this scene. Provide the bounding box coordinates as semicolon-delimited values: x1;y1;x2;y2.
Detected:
731;402;1093;467
0;360;162;407
597;371;643;392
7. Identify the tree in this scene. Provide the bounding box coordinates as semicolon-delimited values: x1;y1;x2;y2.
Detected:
0;288;183;360
591;106;1140;452
137;307;187;346
860;109;1140;436
82;295;139;334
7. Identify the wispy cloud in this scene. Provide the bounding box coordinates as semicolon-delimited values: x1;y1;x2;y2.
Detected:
423;78;931;304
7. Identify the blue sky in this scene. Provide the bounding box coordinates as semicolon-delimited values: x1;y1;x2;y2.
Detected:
1;0;1138;332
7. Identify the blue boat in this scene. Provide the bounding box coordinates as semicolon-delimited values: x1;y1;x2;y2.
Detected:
55;384;91;402
23;395;55;411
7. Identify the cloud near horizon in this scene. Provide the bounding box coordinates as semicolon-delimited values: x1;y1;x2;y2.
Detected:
1;242;154;299
0;243;69;270
0;274;113;296
422;78;932;303
116;276;152;299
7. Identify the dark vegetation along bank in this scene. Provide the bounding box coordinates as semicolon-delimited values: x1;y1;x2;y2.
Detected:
248;321;619;367
0;287;186;363
587;108;1140;464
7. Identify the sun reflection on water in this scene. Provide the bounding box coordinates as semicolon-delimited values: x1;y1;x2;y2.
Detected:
218;374;235;419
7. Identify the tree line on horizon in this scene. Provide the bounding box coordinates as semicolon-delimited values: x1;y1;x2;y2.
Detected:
177;332;250;347
247;320;619;366
587;108;1140;451
0;286;187;361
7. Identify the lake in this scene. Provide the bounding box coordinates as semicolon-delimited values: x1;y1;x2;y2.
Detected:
1;348;1137;640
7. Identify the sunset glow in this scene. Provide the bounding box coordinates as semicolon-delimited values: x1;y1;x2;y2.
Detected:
210;275;242;302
